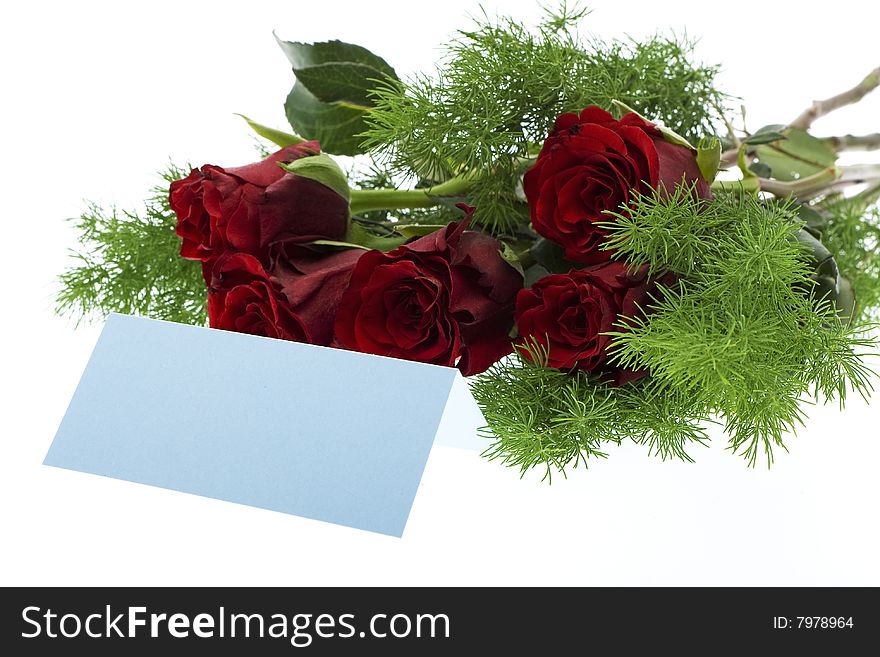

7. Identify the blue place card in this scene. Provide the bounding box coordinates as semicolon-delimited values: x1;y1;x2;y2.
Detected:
45;314;459;537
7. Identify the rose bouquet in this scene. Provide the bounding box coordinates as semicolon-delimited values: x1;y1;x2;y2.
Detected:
58;5;880;478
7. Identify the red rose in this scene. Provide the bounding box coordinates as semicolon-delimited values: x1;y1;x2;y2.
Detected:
514;261;673;385
170;142;349;264
451;231;525;375
272;248;364;345
208;249;364;346
334;216;523;375
523;106;710;264
207;252;308;341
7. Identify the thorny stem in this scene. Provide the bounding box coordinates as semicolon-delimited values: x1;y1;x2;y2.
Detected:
838;163;880;186
724;132;880;168
351;68;880;213
713;164;880;201
758;167;842;199
353;161;880;212
714;67;880;197
790;66;880;130
355;161;880;213
822;133;880;152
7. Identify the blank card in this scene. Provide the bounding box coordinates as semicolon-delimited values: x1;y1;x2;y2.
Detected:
45;314;462;537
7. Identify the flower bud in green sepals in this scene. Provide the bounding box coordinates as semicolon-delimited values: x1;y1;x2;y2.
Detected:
696;137;722;183
281;153;351;203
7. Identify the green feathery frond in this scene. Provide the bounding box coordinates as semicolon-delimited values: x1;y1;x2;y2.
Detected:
362;7;729;233
819;197;880;322
473;190;876;477
471;341;714;481
56;164;207;326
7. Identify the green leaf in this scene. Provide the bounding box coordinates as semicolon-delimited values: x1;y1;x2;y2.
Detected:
276;37;399;156
500;243;525;277
235;114;305;147
837;276;856;321
796;204;829;237
426;194;471;211
346;223;407;251
794;228;835;273
275;37;396;79
793;228;842;308
738;145;758;180
696;136;721;183
284;83;369;156
293;62;385;107
530;237;576;274
306;229;407;253
754;126;838;182
523;263;551;287
611;99;694;150
308;239;371;251
280;152;350;202
394;224;447;238
744;132;787;146
748;161;772;178
743;126;788;146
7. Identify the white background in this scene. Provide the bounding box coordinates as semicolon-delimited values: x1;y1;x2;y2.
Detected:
2;0;879;586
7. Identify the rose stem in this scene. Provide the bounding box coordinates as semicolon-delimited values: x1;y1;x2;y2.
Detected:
349;176;475;214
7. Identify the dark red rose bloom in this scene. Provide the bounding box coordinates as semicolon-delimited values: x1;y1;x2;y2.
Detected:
450;231;524;375
523;106;710;264
272;248;364;346
170;141;349;264
514;261;674;385
207;252;308;342
334;214;523;375
208;249;364;346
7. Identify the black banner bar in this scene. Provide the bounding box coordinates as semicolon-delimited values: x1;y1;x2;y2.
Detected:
1;587;877;654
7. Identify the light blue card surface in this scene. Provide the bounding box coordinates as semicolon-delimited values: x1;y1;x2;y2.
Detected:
45;314;458;537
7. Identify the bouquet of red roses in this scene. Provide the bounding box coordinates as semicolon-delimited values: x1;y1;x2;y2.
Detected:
58;5;880;478
169;143;520;376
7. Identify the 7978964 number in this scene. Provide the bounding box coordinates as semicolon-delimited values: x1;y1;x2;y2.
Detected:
797;617;853;629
